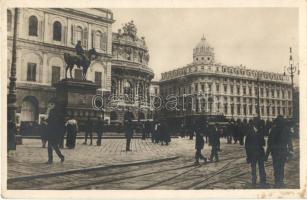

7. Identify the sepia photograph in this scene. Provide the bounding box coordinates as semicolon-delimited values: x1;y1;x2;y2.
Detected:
1;0;306;199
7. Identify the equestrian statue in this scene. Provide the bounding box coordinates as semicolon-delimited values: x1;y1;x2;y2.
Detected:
64;40;98;80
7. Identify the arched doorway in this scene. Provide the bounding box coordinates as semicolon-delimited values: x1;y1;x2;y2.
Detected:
20;96;38;122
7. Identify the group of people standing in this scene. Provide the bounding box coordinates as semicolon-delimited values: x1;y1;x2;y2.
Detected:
194;123;221;164
123;119;171;151
83;116;105;146
39;107;105;164
190;115;294;188
245;116;293;188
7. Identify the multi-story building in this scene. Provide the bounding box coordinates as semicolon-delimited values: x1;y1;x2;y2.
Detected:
7;8;114;126
159;36;293;122
7;9;154;128
109;21;154;123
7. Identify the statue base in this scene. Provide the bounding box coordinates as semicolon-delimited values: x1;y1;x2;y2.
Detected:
55;79;101;129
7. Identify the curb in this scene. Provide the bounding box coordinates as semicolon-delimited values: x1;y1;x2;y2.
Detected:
21;136;180;139
7;156;179;183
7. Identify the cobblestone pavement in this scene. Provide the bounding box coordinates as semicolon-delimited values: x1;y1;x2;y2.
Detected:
7;138;299;189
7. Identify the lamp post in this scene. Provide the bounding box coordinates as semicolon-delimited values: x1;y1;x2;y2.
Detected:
283;47;298;119
7;8;19;151
256;76;261;120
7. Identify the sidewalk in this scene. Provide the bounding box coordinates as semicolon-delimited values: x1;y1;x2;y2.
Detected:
7;138;195;179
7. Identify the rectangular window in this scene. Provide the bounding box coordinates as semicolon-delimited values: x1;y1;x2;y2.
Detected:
224;85;227;93
224;103;228;114
249;105;253;115
27;63;36;81
154;88;158;95
95;71;102;86
230;85;234;93
237;105;241;115
75;69;83;80
51;66;61;85
194;83;198;92
216;84;219;92
201;84;205;92
243;105;247;116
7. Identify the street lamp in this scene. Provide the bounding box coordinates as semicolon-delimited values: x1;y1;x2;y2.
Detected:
7;8;19;151
283;47;299;119
256;75;261;120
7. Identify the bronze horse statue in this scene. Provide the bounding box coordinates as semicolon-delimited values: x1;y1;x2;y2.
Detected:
64;48;98;80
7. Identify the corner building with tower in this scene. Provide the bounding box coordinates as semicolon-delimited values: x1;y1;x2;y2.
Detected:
159;36;293;122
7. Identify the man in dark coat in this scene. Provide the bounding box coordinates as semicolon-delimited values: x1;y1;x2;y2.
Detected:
124;119;134;151
265;116;291;188
144;120;151;138
95;117;104;146
84;117;93;145
209;123;220;162
46;109;64;164
195;123;207;164
245;119;267;187
160;121;171;145
39;118;48;148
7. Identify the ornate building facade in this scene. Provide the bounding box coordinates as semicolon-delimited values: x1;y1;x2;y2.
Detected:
159;36;293;121
7;9;154;127
7;8;114;126
109;21;154;123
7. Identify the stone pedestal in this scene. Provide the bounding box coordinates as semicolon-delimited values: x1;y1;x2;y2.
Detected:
55;79;101;129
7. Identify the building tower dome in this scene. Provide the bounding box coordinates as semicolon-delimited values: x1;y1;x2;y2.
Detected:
193;35;215;64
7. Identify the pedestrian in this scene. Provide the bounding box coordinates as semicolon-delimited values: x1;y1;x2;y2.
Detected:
39;118;47;148
180;122;185;138
58;115;66;149
65;117;78;149
245;119;267;188
187;121;194;140
265;116;292;188
161;120;171;145
194;123;207;165
141;121;146;140
153;121;160;143
45;108;64;164
152;121;157;143
124;119;134;151
83;116;93;145
95;117;104;146
209;123;220;162
145;120;151;138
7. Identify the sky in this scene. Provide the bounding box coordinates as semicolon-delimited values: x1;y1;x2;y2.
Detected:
111;8;299;81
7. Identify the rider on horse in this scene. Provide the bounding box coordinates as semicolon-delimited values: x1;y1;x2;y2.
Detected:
75;40;87;68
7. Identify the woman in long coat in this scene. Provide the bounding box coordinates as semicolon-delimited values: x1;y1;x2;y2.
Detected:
65;118;78;149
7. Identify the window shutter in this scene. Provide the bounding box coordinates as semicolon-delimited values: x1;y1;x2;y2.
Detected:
91;30;94;49
99;33;105;51
71;25;75;45
83;27;88;49
40;21;43;39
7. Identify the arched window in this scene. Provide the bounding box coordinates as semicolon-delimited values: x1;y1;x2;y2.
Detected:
94;31;101;49
111;79;117;95
76;26;83;42
7;10;12;32
53;21;62;41
123;80;132;96
29;15;38;36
